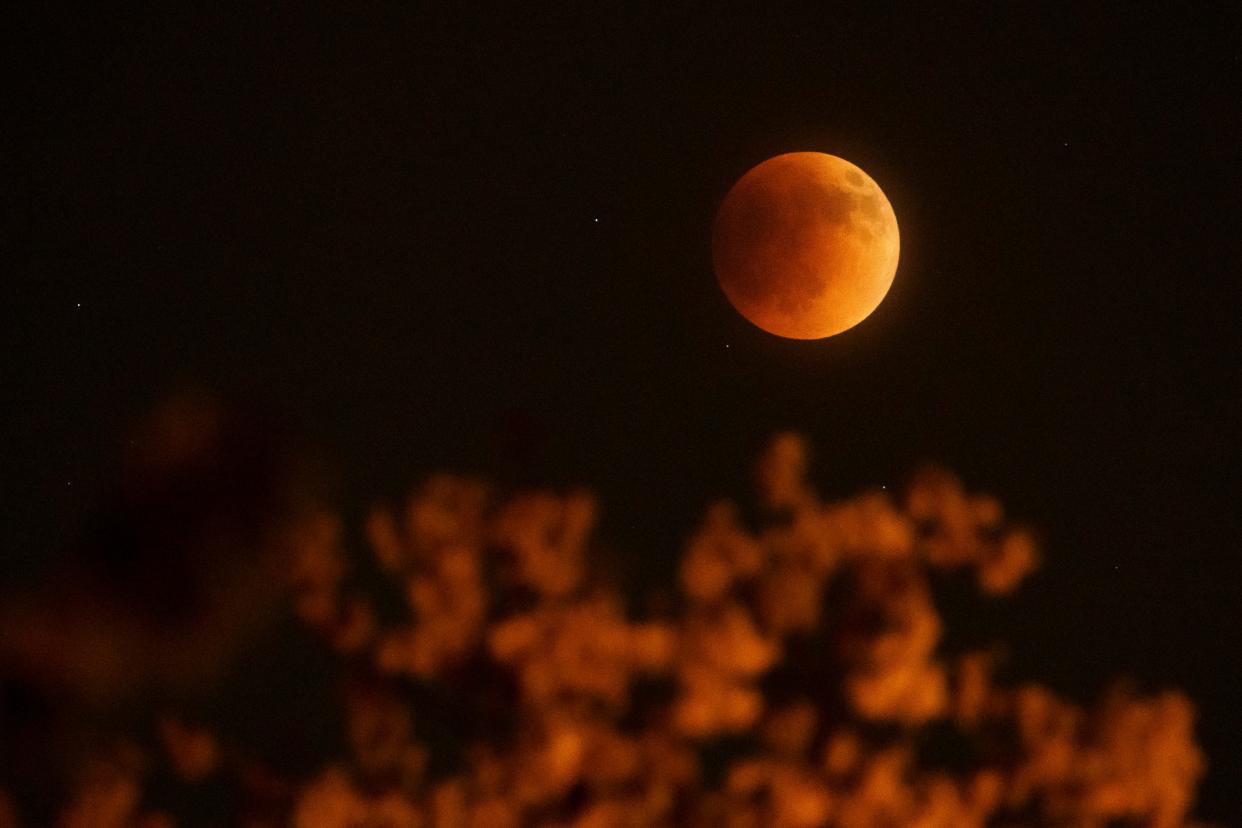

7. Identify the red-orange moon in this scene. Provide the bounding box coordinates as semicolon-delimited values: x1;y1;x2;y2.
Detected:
713;152;899;339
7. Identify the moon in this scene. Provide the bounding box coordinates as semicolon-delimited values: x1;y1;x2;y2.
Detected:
712;152;900;339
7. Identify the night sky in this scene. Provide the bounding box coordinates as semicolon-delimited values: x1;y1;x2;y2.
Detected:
8;6;1241;820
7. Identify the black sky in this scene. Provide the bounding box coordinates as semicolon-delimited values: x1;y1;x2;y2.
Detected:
7;5;1241;818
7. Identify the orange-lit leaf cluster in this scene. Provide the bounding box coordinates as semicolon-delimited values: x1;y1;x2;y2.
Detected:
16;434;1206;827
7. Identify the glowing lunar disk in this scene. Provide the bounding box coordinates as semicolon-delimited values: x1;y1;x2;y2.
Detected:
712;152;899;339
